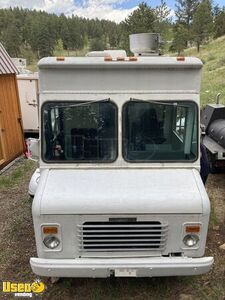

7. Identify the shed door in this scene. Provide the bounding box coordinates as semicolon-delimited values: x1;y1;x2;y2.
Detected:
0;74;24;166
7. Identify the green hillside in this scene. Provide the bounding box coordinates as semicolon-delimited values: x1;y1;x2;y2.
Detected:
185;35;225;106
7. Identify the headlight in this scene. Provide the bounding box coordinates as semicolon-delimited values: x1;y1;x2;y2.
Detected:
43;236;60;249
183;234;199;247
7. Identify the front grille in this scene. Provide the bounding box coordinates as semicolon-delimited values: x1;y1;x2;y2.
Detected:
78;221;168;252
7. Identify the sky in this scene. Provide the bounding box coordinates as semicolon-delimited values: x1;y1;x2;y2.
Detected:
0;0;224;23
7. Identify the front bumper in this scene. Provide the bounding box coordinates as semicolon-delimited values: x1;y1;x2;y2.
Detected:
30;256;214;278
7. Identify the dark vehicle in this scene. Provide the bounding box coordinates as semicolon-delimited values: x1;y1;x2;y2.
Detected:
201;94;225;173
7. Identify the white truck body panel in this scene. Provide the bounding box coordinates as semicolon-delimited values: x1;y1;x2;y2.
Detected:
38;57;202;94
37;168;207;215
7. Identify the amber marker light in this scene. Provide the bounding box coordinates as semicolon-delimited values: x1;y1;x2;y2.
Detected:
177;56;185;61
104;56;113;61
56;56;65;61
129;57;138;61
43;226;58;234
185;225;201;233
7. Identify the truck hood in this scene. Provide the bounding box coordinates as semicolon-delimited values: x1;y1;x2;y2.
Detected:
36;168;209;215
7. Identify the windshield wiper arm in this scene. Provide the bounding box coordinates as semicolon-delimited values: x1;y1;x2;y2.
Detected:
54;98;110;109
130;98;190;108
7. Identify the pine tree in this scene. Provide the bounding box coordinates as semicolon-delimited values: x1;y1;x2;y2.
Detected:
59;14;71;51
155;0;171;22
53;39;64;56
154;0;172;48
37;21;55;58
174;0;200;48
192;0;213;52
2;21;22;56
122;2;156;34
175;0;200;26
214;8;225;38
170;24;189;54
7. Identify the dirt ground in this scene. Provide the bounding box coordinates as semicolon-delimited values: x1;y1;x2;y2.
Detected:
0;159;224;300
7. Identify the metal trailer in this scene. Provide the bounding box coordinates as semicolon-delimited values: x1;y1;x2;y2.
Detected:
201;94;225;172
28;33;213;279
17;74;39;136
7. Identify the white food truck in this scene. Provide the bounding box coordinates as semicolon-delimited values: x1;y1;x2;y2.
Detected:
29;34;213;278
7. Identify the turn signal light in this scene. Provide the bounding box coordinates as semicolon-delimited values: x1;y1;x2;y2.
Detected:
43;226;58;234
185;225;201;233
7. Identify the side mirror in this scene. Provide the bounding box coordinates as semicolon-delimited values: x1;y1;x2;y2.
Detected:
27;138;40;161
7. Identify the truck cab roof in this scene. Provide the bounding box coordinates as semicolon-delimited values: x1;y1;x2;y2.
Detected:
38;56;203;70
38;56;203;95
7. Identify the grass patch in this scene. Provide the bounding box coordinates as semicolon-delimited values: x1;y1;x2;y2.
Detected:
209;201;219;227
0;159;36;189
184;36;225;106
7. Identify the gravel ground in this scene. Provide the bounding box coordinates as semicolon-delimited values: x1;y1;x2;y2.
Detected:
0;159;224;300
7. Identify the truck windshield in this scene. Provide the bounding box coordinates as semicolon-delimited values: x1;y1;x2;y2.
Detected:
123;100;198;162
42;101;117;162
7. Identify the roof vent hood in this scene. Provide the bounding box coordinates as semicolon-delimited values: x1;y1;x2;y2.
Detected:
129;33;160;56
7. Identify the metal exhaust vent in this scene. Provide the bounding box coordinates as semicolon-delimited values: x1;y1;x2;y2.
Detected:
129;33;160;56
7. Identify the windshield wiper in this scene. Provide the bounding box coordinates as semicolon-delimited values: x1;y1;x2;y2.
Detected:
130;98;190;108
53;98;110;109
